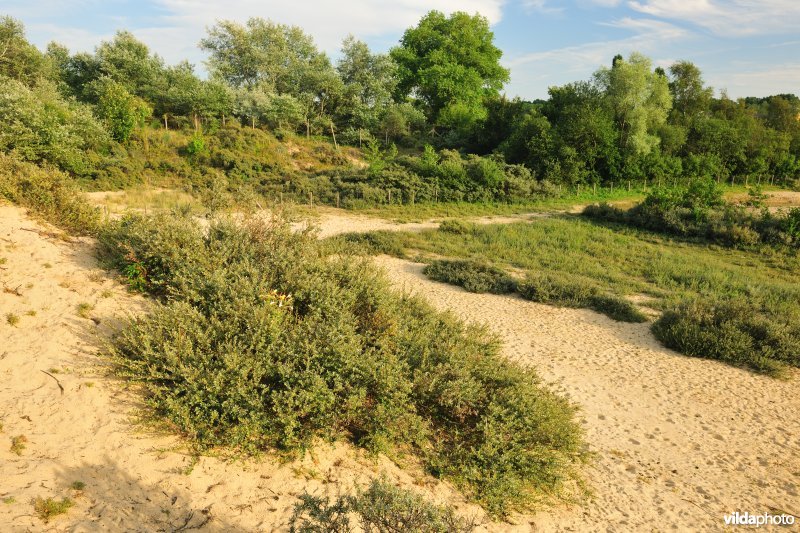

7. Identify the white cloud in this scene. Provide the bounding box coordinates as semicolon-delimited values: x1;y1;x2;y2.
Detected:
153;0;505;56
628;0;800;36
505;17;688;93
707;62;800;98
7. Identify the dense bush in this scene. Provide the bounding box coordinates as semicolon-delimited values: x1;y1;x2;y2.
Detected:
290;478;475;533
519;273;647;323
653;297;800;376
584;180;800;248
99;213;584;515
423;259;517;294
0;153;101;234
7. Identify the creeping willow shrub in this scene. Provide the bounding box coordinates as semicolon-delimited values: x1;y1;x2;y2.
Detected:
423;259;517;294
99;213;584;516
290;478;476;532
653;297;800;376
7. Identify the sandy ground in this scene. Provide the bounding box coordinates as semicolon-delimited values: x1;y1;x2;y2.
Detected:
374;255;800;531
0;205;498;532
2;202;799;531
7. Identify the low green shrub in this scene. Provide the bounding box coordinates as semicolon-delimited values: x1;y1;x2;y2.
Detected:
102;213;584;516
519;273;647;323
340;231;407;257
290;478;475;532
424;260;517;294
652;297;800;376
0;153;101;234
583;181;800;248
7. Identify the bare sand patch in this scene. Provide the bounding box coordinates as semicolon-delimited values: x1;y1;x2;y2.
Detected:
374;255;800;531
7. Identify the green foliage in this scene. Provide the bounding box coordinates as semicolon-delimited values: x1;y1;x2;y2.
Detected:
88;77;152;142
100;213;583;515
584;182;800;248
391;11;509;133
33;497;74;523
290;478;475;532
0;76;109;175
653;297;800;376
0;153;101;234
424;259;517;294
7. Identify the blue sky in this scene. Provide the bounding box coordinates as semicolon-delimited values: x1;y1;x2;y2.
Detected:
4;0;799;99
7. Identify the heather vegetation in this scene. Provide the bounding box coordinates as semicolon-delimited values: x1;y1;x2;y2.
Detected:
343;217;800;375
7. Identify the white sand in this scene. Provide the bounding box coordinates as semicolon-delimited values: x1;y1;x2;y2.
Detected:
1;202;798;531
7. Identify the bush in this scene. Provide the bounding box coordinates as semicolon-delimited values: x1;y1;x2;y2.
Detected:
0;153;101;234
102;213;584;516
652;297;800;376
519;273;647;323
290;478;475;532
423;260;517;294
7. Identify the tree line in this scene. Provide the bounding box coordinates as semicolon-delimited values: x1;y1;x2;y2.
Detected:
1;11;799;200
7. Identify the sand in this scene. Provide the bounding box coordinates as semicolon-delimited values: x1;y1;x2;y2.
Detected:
2;202;799;531
0;205;493;532
374;255;800;531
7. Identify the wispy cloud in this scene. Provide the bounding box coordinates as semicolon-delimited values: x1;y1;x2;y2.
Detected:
504;16;688;96
628;0;800;36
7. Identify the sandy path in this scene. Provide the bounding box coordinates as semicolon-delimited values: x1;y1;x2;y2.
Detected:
374;255;800;532
0;205;499;532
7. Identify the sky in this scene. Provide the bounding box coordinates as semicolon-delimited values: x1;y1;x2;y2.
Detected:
4;0;800;100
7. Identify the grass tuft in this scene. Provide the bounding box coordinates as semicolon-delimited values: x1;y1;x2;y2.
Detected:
33;497;74;522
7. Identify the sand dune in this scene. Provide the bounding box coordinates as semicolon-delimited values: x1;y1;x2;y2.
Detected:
1;203;798;531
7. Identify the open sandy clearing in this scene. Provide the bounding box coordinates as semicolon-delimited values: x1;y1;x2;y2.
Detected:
0;205;511;532
374;255;800;531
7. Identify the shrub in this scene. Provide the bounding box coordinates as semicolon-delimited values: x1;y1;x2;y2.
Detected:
652;297;800;376
290;478;475;533
0;153;101;234
33;497;74;523
519;273;646;323
423;260;517;294
102;213;584;516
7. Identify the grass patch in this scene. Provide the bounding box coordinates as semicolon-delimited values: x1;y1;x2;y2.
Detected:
290;478;475;532
10;435;27;455
99;212;585;516
33;497;74;523
70;481;86;491
5;313;20;326
346;216;800;374
2;496;15;504
76;302;94;319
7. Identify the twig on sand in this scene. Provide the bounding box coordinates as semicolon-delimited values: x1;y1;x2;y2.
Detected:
40;370;64;395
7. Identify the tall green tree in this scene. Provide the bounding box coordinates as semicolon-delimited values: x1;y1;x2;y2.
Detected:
336;36;397;138
668;60;713;123
390;11;509;132
88;77;152;142
595;52;672;156
0;16;46;85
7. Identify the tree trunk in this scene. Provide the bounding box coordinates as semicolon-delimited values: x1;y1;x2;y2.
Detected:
163;114;168;130
330;121;338;149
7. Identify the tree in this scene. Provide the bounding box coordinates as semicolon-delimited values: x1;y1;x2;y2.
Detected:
93;31;165;102
595;52;672;156
668;61;713;123
0;76;108;173
88;77;152;142
336;36;397;139
0;17;46;85
390;11;509;132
